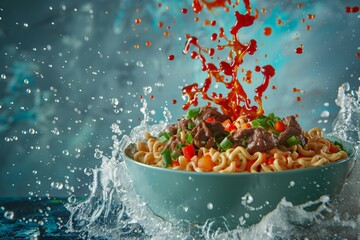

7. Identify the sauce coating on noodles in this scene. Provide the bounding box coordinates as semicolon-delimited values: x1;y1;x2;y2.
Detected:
132;107;347;173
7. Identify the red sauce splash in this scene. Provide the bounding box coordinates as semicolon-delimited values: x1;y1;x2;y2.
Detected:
182;0;275;121
263;27;272;36
192;0;236;13
345;6;359;13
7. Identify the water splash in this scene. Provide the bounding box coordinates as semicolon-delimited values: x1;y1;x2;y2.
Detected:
65;83;360;239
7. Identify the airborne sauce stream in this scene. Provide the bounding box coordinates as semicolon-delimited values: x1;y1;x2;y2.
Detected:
182;0;275;121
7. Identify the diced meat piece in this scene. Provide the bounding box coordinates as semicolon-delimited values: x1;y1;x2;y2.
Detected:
278;116;306;146
166;123;178;135
230;127;278;154
195;106;230;123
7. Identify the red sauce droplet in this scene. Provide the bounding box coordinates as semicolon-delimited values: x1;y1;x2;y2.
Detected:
297;4;303;9
150;95;155;100
346;6;359;13
211;20;217;26
172;99;177;104
308;14;316;20
168;55;175;61
182;8;188;14
295;45;303;54
293;87;304;93
145;41;152;47
211;33;218;41
263;27;272;36
356;52;360;57
182;1;275;120
296;96;302;102
135;18;141;24
158;22;163;28
209;48;215;56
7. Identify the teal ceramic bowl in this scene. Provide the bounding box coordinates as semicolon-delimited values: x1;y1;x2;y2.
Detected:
123;138;355;228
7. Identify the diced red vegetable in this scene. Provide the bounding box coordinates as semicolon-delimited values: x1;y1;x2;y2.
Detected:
245;160;255;172
205;117;216;123
265;157;275;165
240;122;251;129
222;119;237;132
182;144;196;160
329;143;339;153
172;160;180;167
198;155;214;172
274;121;286;132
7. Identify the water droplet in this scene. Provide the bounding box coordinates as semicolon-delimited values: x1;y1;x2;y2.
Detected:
94;149;103;159
320;110;329;118
143;86;152;95
289;181;295;187
29;128;36;134
84;168;93;176
207;202;213;210
4;211;14;220
68;195;76;204
62;150;70;156
111;98;119;106
0;74;6;79
136;61;144;67
24;79;29;84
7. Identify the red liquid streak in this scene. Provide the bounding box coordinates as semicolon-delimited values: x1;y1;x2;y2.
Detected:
192;0;235;13
345;6;359;13
182;1;275;120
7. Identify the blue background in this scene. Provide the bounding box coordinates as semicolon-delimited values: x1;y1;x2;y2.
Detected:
0;0;359;197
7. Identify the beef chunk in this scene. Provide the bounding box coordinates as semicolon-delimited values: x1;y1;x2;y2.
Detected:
230;127;278;154
166;123;178;135
278;116;306;146
195;106;230;123
191;122;214;148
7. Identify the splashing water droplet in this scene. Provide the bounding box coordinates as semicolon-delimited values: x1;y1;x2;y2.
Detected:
320;110;329;118
143;86;152;95
207;202;214;210
68;195;76;204
4;211;14;220
136;61;144;67
94;149;103;159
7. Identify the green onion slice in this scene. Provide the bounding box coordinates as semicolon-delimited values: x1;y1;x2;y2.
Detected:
161;148;172;168
185;132;193;144
286;135;301;146
158;132;172;143
185;107;201;119
171;151;180;160
220;137;233;150
187;122;195;130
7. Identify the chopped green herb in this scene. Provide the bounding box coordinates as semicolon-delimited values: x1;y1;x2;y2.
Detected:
220;137;233;150
171;150;180;160
176;143;186;149
186;107;201;119
161;148;172;168
158;132;172;143
187;122;195;130
185;132;194;144
333;141;344;151
251;113;282;131
286;135;301;146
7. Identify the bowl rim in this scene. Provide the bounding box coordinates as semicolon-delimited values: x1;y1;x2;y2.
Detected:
123;138;356;177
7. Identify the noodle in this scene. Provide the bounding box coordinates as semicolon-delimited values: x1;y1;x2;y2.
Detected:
132;127;348;173
131;106;348;173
